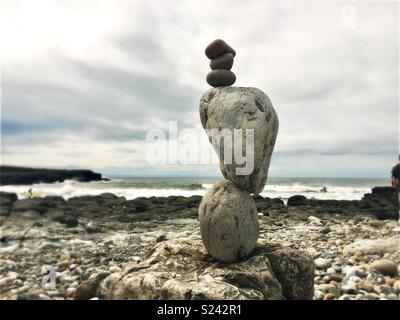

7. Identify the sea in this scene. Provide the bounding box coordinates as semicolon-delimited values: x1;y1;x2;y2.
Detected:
0;176;390;202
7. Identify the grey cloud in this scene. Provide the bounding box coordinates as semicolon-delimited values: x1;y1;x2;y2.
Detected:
0;0;398;176
2;57;199;141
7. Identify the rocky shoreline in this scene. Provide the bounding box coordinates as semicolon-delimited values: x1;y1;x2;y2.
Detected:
0;188;399;300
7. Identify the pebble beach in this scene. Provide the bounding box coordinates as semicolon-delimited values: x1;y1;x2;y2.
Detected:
0;194;399;300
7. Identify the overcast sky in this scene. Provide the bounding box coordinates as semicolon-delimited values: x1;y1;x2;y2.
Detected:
0;0;398;177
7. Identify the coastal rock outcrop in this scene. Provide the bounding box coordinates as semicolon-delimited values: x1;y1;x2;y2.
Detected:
98;233;314;300
0;192;18;216
287;187;399;220
198;180;259;263
199;86;279;194
0;166;103;186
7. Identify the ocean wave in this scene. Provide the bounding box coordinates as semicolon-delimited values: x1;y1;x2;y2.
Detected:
0;178;378;201
109;181;205;190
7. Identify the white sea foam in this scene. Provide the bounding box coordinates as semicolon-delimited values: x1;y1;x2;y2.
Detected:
0;178;380;201
260;184;371;201
0;180;206;200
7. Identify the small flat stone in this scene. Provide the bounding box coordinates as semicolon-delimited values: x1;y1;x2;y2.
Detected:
323;293;335;300
206;70;236;87
338;294;353;300
210;53;234;70
393;280;400;292
109;266;121;273
358;281;374;292
205;39;236;59
314;257;332;270
314;290;324;300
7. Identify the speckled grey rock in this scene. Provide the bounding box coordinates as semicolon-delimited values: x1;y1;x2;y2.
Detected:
198;180;259;263
199;87;279;194
98;233;314;300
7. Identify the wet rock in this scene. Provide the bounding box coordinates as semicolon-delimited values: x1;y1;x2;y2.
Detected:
0;192;18;202
287;195;309;206
0;192;18;216
254;196;285;212
50;212;79;228
361;187;399;220
11;196;66;215
11;210;41;220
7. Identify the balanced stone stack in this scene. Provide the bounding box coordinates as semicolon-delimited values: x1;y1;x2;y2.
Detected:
199;39;279;263
205;39;236;87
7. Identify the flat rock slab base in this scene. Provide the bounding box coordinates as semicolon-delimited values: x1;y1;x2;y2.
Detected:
98;233;314;300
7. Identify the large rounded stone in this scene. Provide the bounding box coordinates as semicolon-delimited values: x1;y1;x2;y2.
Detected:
205;39;236;59
198;180;259;263
199;87;279;194
206;70;236;87
210;53;234;70
369;259;398;276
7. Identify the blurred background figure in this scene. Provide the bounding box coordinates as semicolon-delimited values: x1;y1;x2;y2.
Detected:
391;155;400;223
391;155;400;191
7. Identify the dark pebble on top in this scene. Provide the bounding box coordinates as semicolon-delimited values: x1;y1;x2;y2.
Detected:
205;39;236;59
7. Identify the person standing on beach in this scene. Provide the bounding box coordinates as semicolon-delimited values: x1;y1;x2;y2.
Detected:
391;155;400;223
391;155;400;191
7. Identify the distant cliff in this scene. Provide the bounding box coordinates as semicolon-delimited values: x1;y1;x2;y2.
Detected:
0;166;103;185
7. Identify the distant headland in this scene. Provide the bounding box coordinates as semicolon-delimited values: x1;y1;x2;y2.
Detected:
0;165;104;186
